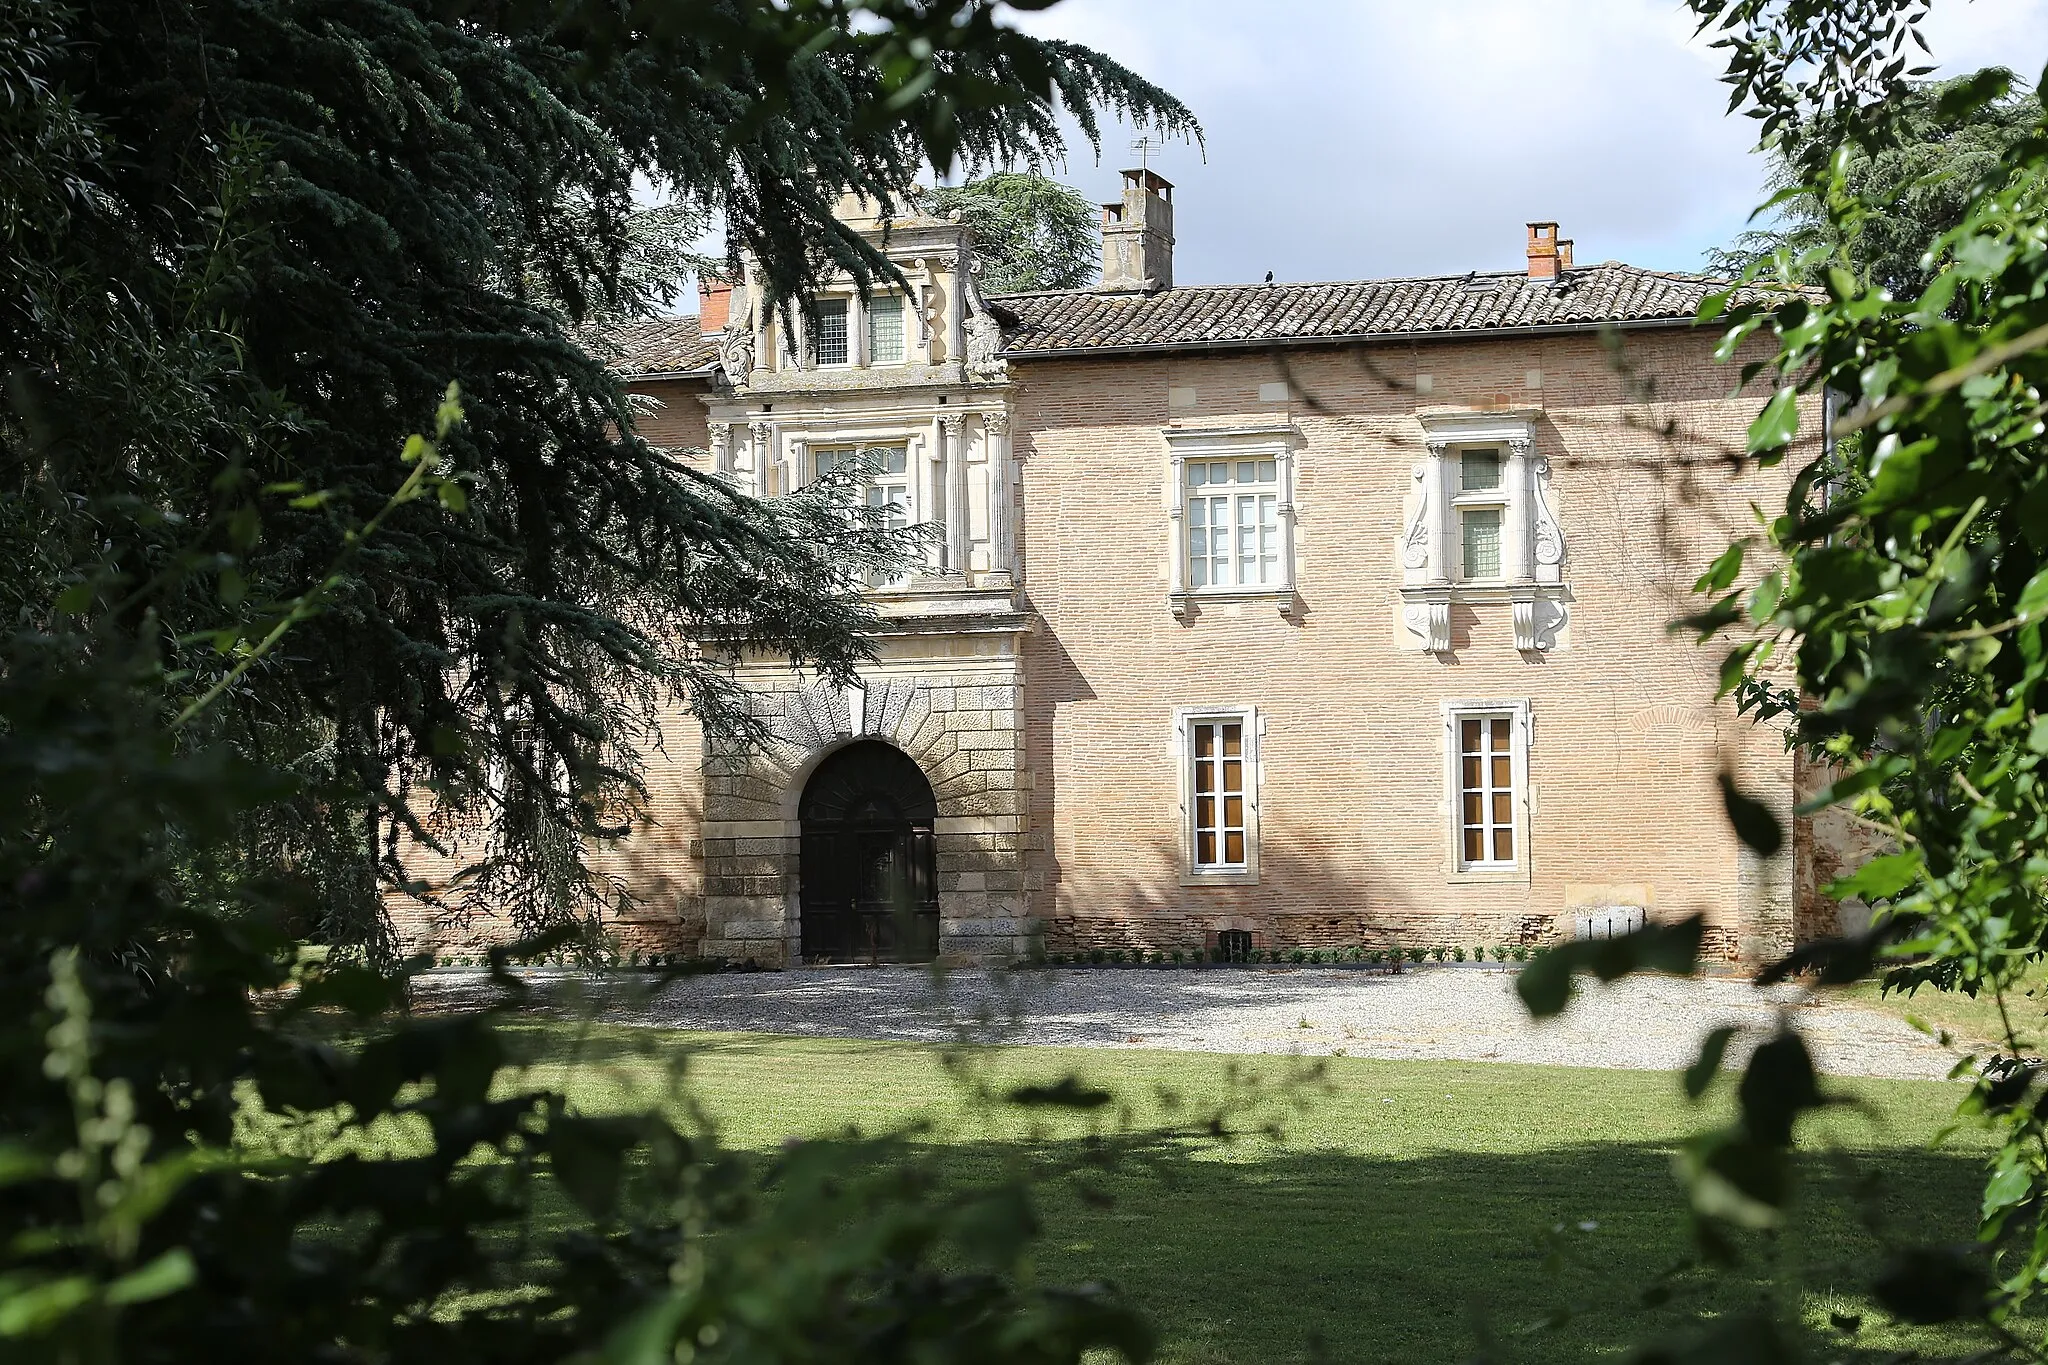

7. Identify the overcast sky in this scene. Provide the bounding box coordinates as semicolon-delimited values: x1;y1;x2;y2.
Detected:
990;0;2048;286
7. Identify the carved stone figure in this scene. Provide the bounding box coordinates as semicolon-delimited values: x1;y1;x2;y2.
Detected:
718;286;757;378
959;259;1006;379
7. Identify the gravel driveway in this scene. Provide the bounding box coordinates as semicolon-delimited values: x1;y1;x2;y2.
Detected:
418;965;1960;1081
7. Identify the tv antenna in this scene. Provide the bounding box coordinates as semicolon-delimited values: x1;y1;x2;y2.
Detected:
1130;135;1156;173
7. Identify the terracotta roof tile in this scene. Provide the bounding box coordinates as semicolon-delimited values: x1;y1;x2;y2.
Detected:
992;264;1778;356
594;316;719;377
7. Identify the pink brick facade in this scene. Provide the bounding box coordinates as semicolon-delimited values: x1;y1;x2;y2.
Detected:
392;203;1844;970
1010;334;1806;964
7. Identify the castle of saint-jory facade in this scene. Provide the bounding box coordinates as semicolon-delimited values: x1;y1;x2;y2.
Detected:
402;170;1873;969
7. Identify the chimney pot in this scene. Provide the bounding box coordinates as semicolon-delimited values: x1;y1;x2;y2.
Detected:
698;276;734;332
1099;168;1174;293
1525;221;1561;281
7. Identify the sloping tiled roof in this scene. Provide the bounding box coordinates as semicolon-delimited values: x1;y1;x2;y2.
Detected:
990;263;1769;357
599;316;719;377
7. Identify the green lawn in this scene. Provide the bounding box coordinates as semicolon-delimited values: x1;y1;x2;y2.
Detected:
1834;967;2048;1052
497;1023;2001;1365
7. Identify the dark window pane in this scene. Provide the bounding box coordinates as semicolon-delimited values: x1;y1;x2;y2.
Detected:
1493;827;1514;862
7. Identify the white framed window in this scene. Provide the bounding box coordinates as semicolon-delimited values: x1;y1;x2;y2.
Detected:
1163;426;1298;618
816;444;912;582
867;294;905;365
1174;707;1261;884
1186;457;1282;588
1442;699;1530;877
1454;447;1509;581
813;299;850;366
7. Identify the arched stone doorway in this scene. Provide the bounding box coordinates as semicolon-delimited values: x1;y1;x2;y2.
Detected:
797;740;939;963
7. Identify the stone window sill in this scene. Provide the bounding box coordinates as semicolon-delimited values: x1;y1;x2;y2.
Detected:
1170;587;1300;621
1181;868;1261;888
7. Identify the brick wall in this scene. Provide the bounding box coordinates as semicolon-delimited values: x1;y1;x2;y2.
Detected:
1010;327;1814;965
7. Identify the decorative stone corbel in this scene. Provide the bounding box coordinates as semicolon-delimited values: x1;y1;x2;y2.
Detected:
1402;588;1452;654
1511;589;1570;652
708;422;732;476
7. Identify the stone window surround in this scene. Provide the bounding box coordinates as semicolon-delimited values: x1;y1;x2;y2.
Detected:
1401;410;1568;654
1441;697;1533;885
1163;423;1301;621
778;276;935;373
1171;704;1264;887
743;410;1010;583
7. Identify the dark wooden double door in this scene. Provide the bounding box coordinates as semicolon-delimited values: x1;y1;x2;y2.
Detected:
798;741;939;963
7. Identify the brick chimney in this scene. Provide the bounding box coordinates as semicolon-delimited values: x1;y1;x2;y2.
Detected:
1526;222;1563;281
1557;238;1574;271
1099;168;1174;293
698;275;734;332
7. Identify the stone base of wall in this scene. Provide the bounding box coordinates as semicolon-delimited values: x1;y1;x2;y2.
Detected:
1050;910;1752;962
387;902;706;963
1049;910;1561;955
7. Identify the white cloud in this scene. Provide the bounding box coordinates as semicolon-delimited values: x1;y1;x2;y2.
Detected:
1004;0;2048;285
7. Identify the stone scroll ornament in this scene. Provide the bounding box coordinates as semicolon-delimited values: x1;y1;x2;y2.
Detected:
718;285;756;377
1531;452;1564;569
959;255;1007;380
1401;452;1441;572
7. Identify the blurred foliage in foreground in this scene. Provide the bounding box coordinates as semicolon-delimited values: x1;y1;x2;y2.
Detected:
0;0;1205;1359
1515;1;2048;1359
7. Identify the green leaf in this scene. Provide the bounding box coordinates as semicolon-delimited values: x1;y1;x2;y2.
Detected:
1686;1027;1738;1100
593;1289;688;1365
1738;1031;1824;1146
52;583;92;615
0;1275;95;1336
218;567;247;608
1983;1150;2033;1219
1827;851;1922;901
0;1146;47;1189
2015;565;2048;623
103;1249;195;1307
1719;772;1783;857
1695;543;1745;594
549;1116;641;1220
1747;386;1799;454
1748;570;1782;624
1515;916;1705;1018
435;481;467;512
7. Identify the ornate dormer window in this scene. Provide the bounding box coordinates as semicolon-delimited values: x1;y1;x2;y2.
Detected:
1400;410;1568;654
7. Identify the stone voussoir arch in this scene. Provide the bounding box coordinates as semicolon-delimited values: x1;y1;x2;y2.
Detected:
698;672;1029;965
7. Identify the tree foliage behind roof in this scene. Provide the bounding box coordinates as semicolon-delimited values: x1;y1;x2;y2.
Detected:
1708;67;2037;298
0;0;1196;952
928;172;1102;293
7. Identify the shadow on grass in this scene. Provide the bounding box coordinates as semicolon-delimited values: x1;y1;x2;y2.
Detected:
985;1138;1991;1365
497;1096;1995;1364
